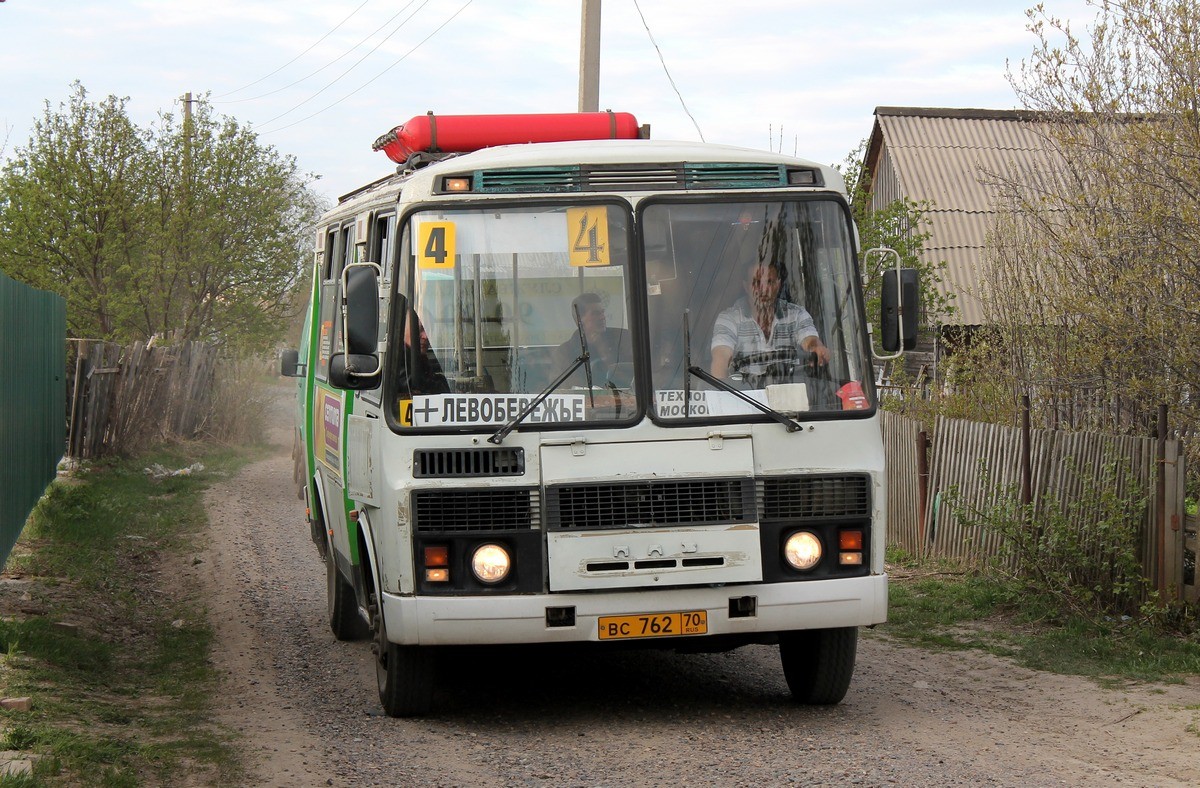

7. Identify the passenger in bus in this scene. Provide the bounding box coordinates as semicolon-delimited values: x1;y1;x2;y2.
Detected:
554;292;632;387
710;260;830;381
395;310;448;395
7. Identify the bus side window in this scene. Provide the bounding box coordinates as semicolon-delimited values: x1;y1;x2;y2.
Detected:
315;227;339;380
372;213;397;280
320;229;336;281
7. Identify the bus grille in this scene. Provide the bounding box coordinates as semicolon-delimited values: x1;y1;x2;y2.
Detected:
413;488;540;533
474;163;803;193
413;448;525;478
759;475;871;520
545;478;755;530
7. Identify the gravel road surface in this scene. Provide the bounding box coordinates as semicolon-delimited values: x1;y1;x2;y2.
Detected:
197;398;1199;787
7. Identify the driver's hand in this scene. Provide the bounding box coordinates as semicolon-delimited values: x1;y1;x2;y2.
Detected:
812;344;831;365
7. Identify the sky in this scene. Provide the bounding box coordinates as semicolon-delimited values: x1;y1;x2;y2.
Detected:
0;0;1098;203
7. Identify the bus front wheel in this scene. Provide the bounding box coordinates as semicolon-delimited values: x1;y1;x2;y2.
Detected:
374;605;434;717
779;626;858;705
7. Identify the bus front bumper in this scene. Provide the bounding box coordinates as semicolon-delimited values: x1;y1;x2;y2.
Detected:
380;574;887;646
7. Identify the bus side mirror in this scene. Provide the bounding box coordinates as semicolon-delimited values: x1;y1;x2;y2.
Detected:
329;263;382;390
329;352;381;390
881;268;919;352
279;348;303;378
344;264;380;355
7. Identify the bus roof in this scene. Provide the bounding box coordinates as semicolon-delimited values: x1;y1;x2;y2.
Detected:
337;139;846;207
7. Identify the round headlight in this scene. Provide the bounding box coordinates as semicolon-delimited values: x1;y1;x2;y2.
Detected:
471;543;512;584
783;531;822;571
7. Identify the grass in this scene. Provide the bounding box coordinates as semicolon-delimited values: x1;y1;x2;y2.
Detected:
0;441;263;786
880;547;1200;685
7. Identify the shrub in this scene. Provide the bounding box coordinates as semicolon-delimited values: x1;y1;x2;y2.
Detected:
948;457;1151;619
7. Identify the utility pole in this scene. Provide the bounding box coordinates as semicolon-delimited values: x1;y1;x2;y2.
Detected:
179;91;194;336
578;0;601;112
180;92;194;175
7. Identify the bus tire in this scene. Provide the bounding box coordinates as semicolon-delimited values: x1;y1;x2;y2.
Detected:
374;608;434;717
779;626;857;705
326;550;369;641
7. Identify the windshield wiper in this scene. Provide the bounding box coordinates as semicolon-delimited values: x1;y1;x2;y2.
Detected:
681;311;803;433
686;366;804;432
575;304;595;400
488;351;589;444
490;312;594;445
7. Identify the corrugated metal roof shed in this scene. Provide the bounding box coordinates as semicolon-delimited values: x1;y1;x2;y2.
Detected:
865;107;1064;326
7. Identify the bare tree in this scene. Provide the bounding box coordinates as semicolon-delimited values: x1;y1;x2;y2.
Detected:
979;1;1200;443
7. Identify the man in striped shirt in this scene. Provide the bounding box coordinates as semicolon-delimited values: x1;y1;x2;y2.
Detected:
710;261;830;381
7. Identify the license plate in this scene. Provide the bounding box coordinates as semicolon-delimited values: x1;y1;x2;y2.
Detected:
597;610;708;641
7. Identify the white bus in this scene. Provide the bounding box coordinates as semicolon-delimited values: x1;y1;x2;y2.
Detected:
281;112;916;717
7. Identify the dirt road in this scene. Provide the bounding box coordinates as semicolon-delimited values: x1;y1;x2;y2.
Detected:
199;403;1199;787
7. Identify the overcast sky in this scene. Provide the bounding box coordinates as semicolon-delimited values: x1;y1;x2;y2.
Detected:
0;0;1097;202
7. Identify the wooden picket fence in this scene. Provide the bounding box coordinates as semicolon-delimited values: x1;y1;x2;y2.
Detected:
66;339;219;460
881;410;925;553
882;411;1197;604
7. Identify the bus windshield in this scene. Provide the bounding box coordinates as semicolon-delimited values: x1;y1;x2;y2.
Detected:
388;197;870;432
641;198;872;420
391;202;639;430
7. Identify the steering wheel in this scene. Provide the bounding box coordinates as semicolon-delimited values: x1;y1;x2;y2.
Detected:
729;348;796;375
729;349;841;407
728;348;800;390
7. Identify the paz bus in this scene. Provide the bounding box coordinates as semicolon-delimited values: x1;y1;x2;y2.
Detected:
280;111;916;717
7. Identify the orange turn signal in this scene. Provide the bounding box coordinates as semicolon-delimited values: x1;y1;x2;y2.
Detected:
839;530;863;551
424;545;449;567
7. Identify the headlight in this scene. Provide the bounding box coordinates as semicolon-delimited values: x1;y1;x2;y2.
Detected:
471;543;512;584
783;531;822;571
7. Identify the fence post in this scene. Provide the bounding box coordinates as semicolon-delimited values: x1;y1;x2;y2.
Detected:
1020;395;1032;508
67;344;88;459
1156;404;1167;596
917;430;929;546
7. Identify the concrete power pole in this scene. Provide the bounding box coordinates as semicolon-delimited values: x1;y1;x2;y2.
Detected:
578;0;601;112
179;91;195;185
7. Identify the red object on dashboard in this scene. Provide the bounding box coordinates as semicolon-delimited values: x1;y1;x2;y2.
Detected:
837;381;871;411
372;111;643;163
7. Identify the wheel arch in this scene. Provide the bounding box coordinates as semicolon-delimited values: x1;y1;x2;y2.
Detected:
352;509;382;620
309;467;334;557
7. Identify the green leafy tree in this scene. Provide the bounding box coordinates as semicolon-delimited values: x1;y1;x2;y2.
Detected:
0;84;323;351
0;83;153;338
141;98;325;350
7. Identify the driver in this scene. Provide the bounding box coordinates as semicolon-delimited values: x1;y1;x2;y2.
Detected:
710;260;830;380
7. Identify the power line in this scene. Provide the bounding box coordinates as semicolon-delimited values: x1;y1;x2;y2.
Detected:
254;0;433;128
214;1;372;100
631;0;704;142
217;1;421;106
258;0;475;135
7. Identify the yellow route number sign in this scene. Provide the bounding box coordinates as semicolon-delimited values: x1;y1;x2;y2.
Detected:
567;206;610;267
418;221;456;270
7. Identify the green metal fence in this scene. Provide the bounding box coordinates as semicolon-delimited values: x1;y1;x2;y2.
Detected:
0;270;66;567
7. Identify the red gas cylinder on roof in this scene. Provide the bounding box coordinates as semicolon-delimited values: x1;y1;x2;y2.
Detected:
371;111;643;163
